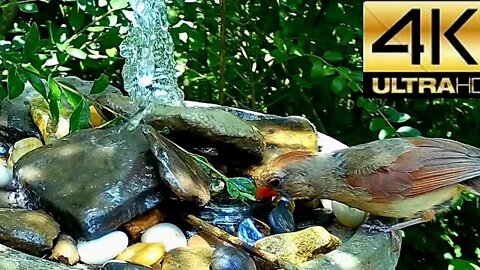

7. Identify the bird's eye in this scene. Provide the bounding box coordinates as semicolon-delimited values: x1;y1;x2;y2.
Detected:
268;178;281;187
267;171;287;188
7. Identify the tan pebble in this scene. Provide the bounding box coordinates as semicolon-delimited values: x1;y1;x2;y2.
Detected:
124;208;165;241
161;247;213;270
117;242;166;266
254;226;341;264
187;234;211;249
49;234;79;265
8;138;43;164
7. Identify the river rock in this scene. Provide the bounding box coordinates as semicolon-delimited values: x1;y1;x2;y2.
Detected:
116;242;166;266
123;208;166;241
142;125;210;206
254;226;341;264
0;143;9;157
211;246;257;270
0;88;41;144
332;201;369;228
0;165;13;188
0;208;60;256
78;231;129;265
14;124;163;240
187;234;211;249
237;218;269;246
49;233;79;265
96;94;266;162
141;223;187;251
103;260;153;270
161;247;213;270
8;137;43;165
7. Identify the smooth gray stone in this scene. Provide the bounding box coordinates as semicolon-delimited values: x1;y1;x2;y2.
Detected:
14;124;163;241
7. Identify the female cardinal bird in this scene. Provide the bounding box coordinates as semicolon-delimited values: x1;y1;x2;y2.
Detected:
256;137;480;230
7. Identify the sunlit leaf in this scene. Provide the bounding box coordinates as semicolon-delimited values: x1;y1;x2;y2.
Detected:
379;127;396;139
19;3;38;13
65;47;87;59
47;75;62;100
110;0;129;9
63;88;82;108
397;126;421;137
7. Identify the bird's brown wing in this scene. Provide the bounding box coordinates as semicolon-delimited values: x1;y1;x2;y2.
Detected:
346;138;480;201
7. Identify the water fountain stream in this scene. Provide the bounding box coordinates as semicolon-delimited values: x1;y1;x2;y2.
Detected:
119;0;185;128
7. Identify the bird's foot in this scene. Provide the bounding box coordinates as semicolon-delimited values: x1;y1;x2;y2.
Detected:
360;220;393;233
360;220;402;252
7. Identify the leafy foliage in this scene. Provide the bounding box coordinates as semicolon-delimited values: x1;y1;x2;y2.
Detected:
1;0;479;268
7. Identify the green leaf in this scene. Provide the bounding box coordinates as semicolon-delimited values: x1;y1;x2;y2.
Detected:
110;0;129;9
0;84;7;100
397;126;421;137
449;259;480;270
48;99;61;124
62;88;82;108
226;181;240;199
65;47;87;59
389;112;411;123
48;75;62;101
323;50;344;62
90;74;109;94
378;127;396;139
225;177;256;201
19;3;38;13
69;99;91;133
293;75;311;89
68;6;86;31
270;49;288;63
7;66;25;99
311;61;335;78
369;117;386;131
175;0;185;6
25;72;47;99
357;97;378;113
23;23;40;60
331;76;347;95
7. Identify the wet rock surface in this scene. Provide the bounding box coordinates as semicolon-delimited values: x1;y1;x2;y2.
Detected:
14;124;163;241
254;226;341;265
161;247;213;270
142;125;210;206
0;95;41;144
211;246;257;270
96;94;266;162
0;209;60;256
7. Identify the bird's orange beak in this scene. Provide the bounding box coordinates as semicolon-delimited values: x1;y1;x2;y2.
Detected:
255;186;280;200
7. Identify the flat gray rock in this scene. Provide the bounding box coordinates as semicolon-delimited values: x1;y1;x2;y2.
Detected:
14;124;163;241
0;209;60;257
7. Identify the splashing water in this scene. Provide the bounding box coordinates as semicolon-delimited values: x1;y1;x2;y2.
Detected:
120;0;185;129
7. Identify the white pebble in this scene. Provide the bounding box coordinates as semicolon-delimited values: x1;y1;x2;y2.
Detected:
77;231;129;265
332;201;369;228
0;166;12;189
141;223;187;251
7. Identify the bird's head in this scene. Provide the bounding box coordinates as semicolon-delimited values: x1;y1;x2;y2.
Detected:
255;150;318;200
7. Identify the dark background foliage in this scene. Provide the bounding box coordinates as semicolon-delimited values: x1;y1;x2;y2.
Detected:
1;0;479;268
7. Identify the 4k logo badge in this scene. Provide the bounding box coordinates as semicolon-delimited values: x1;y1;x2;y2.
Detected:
363;2;480;97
